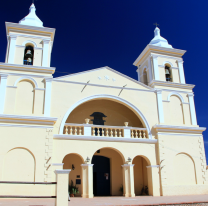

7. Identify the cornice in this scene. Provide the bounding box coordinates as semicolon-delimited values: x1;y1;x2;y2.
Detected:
153;125;206;134
53;135;158;144
133;45;186;67
0;114;57;126
149;80;195;90
0;62;55;75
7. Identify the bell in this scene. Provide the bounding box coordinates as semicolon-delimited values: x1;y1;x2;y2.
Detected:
165;68;170;74
25;50;32;57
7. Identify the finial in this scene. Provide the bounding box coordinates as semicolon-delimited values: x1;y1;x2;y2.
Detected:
153;22;159;28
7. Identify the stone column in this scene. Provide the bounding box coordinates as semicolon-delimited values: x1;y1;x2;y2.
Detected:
155;90;164;123
188;93;197;125
177;60;186;84
81;164;94;198
54;169;71;206
146;165;160;196
44;78;52;116
8;35;17;64
122;164;135;197
42;39;50;67
0;74;8;114
152;55;159;80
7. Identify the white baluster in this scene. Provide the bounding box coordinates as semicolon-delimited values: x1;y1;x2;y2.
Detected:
70;127;73;135
119;130;122;137
110;129;113;137
65;126;68;135
106;129;109;137
75;127;77;135
115;129;117;137
135;130;138;138
79;127;82;135
92;127;95;136
131;130;134;138
143;131;146;138
97;127;100;137
102;128;104;137
139;130;142;138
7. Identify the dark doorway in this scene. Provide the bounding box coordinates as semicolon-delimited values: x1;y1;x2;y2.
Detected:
92;155;110;196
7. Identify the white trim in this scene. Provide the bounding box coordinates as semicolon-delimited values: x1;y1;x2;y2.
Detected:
0;114;57;125
81;164;94;167
16;45;43;50
152;56;159;80
161;89;193;94
162;61;173;67
122;164;134;167
34;88;45;91
159;65;178;69
167;92;184;103
0;71;51;78
146;165;159;168
14;76;39;88
44;79;52;116
52;163;64;166
59;94;153;139
157;132;202;137
53;135;157;143
188;93;197;125
54;66;152;90
155;90;164;123
0;123;53;129
0;62;55;74
22;40;37;47
0;75;8;113
53;79;154;93
7;86;17;88
7;36;17;64
54;169;71;174
177;60;186;84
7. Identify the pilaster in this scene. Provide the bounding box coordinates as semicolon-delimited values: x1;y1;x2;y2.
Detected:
155;90;164;123
42;39;50;67
187;93;197;125
0;74;8;114
81;164;94;198
152;55;159;80
7;35;17;64
177;60;186;84
122;164;135;197
44;78;52;116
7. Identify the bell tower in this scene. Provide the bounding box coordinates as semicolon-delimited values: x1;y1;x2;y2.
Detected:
5;3;55;67
133;27;186;86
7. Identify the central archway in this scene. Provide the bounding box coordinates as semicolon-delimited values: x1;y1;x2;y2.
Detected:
91;147;125;196
59;94;152;139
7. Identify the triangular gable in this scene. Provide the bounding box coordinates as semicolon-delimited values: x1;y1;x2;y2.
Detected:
54;66;152;90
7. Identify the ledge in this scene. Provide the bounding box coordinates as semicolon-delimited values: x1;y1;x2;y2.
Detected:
53;134;157;144
0;114;58;126
0;62;55;75
154;124;206;134
149;80;195;90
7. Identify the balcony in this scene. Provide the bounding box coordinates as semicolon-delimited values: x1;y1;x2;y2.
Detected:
63;123;148;139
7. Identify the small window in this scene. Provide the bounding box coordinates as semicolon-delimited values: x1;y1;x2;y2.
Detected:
165;66;172;82
23;46;34;65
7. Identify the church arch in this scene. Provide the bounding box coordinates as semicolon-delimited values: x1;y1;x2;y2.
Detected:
173;153;196;185
162;61;173;67
22;40;37;47
59;94;152;139
3;147;36;181
167;92;184;103
14;76;38;88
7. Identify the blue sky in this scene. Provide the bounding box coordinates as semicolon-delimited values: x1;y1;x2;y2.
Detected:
0;1;207;159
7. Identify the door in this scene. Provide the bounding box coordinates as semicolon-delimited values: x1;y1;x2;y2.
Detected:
92;155;110;196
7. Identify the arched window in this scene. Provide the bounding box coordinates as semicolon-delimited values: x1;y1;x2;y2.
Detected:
143;69;148;85
23;45;34;65
165;65;172;82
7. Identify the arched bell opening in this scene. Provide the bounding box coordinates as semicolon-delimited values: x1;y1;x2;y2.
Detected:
23;44;34;65
165;63;172;82
62;153;85;197
91;147;125;196
133;155;150;196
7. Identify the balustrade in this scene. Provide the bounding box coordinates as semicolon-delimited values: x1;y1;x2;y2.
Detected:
131;129;147;138
64;124;84;136
91;126;124;137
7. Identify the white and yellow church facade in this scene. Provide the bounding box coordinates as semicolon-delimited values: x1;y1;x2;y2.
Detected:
0;4;207;198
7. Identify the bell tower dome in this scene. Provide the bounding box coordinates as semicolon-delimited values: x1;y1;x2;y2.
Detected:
5;3;55;69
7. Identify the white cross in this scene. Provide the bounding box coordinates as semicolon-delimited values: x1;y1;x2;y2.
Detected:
104;75;109;80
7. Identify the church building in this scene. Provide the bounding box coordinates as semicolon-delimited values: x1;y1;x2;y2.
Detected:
0;4;207;198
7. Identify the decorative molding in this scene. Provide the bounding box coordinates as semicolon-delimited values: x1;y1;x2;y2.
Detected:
158;65;178;69
53;135;157;144
16;45;43;50
51;163;64;166
167;92;184;103
157;132;203;137
0;123;53;129
146;165;159;168
0;72;50;78
0;62;55;75
34;88;45;91
0;114;57;126
81;164;94;167
22;40;37;47
122;164;135;167
162;61;173;67
154;125;206;134
14;76;39;88
54;169;71;174
7;86;17;88
149;80;195;90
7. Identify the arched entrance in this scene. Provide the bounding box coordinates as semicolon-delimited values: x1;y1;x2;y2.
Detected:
133;156;150;196
63;153;84;197
92;148;124;196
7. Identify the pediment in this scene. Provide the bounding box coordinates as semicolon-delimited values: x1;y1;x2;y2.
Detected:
54;66;152;91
